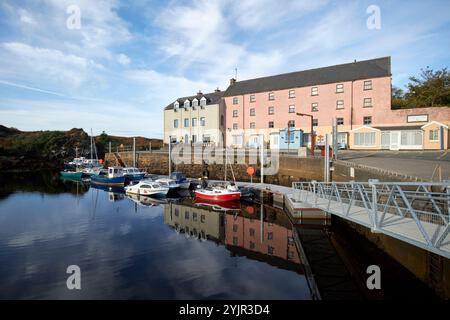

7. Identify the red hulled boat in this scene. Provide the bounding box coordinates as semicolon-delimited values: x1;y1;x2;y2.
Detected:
194;185;241;202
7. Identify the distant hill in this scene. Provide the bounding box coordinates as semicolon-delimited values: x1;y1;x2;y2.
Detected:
0;126;162;171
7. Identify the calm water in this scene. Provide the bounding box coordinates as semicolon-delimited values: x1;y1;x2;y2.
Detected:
0;172;438;299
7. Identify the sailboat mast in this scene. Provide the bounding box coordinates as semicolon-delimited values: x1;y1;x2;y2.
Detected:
90;128;93;160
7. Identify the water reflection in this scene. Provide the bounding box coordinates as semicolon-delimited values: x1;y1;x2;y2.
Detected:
164;200;304;275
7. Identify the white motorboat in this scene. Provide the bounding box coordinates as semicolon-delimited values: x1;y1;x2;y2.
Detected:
124;180;169;197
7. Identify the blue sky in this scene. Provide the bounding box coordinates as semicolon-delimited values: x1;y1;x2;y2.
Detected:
0;0;449;138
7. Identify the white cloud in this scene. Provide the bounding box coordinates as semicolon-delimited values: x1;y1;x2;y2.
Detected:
117;53;131;65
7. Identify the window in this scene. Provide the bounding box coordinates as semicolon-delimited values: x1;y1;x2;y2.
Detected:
201;214;205;223
288;120;295;128
232;135;243;145
202;135;211;143
268;106;274;115
267;232;273;240
429;129;439;141
268;121;274;128
185;211;189;219
354;132;375;146
173;119;178;128
200;97;206;107
311;86;318;96
268;246;274;255
363;98;372;108
363;116;372;125
336;100;344;109
250;108;256;116
311;102;318;112
336;83;344;93
174;208;179;217
192;134;197;143
249;241;255;249
289;90;295;98
289;105;295;113
174;101;179;109
364;80;373;90
200;117;206;126
312;119;318;127
250;95;255;102
184;100;190;108
233;237;238;245
233;97;238;105
288;251;294;260
268;92;274;101
233;110;238;118
192;99;198;107
192;118;197;127
233;224;238;232
192;212;197;221
337;118;344;125
184;118;189;127
250;228;255;236
401;131;423;146
233;123;238;130
250;122;256;129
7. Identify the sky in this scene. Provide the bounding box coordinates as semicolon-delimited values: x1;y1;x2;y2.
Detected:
0;0;449;138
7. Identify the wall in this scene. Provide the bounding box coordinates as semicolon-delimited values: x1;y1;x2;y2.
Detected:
105;151;324;186
422;122;449;150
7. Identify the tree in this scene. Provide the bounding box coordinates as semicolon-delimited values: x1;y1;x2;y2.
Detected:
405;67;450;107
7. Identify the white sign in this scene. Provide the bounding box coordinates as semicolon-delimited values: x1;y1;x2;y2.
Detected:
407;115;428;123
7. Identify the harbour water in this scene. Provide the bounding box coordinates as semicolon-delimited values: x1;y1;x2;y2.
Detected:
0;172;438;299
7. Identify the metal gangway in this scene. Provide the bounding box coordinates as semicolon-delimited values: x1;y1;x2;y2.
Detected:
292;181;450;259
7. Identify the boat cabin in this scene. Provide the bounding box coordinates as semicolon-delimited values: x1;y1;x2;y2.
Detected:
107;167;124;178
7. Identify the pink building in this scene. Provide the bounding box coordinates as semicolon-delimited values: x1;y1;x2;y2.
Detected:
222;57;450;150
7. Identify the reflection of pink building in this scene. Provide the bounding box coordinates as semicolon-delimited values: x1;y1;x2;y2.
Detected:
222;57;450;150
224;214;300;264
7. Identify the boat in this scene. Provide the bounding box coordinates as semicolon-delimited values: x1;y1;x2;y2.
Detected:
82;166;102;176
60;170;84;179
194;149;241;202
123;167;146;182
90;167;125;186
169;172;191;189
155;178;180;190
126;193;167;207
124;180;169;197
194;184;241;202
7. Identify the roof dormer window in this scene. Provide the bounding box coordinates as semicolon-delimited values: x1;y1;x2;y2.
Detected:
184;100;190;109
174;101;179;112
192;98;198;109
200;97;206;108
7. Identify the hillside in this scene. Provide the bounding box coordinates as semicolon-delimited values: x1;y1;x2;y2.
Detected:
0;126;162;171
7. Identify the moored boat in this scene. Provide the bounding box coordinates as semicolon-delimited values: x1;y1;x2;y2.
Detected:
155;178;180;190
123;167;146;182
90;167;125;186
124;180;169;197
194;184;241;202
60;170;84;179
169;172;191;189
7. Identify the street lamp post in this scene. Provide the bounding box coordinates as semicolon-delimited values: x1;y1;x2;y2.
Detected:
296;113;315;156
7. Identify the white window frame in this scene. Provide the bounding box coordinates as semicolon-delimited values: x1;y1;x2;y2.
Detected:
336;83;344;93
311;87;318;96
289;105;295;113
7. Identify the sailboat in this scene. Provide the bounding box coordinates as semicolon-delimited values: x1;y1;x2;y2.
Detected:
82;129;102;177
194;148;241;202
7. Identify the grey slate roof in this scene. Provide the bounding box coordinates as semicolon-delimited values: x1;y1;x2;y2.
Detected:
223;57;391;97
165;91;224;110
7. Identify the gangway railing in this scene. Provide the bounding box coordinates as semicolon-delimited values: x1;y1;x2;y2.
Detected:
292;181;450;258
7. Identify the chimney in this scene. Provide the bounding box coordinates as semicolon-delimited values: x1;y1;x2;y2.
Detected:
197;90;203;96
214;87;221;92
230;78;236;85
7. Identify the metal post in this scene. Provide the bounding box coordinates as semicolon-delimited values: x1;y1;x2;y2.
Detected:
260;135;264;184
168;137;172;177
324;134;330;183
133;137;136;167
369;179;379;231
108;141;111;154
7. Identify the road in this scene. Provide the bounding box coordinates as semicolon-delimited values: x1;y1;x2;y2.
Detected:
336;150;450;181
